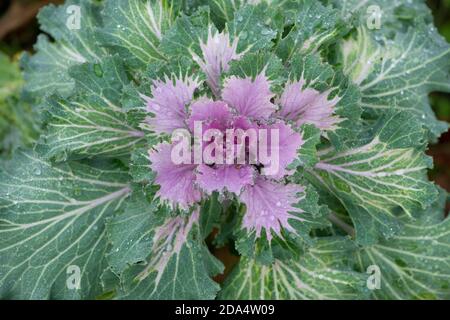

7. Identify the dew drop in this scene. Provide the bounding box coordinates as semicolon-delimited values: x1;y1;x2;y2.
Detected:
34;167;42;176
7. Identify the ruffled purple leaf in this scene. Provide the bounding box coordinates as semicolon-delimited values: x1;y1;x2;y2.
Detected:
278;80;341;131
260;122;304;178
241;177;304;241
196;164;254;194
143;75;201;134
193;27;243;97
149;143;201;208
222;73;276;120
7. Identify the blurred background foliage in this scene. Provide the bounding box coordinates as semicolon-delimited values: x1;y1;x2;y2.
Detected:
0;0;448;201
0;51;38;157
426;0;450;198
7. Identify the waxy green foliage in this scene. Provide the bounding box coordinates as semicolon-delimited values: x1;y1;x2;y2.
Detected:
0;0;449;300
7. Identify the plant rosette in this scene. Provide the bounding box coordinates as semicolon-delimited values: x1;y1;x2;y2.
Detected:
0;0;449;300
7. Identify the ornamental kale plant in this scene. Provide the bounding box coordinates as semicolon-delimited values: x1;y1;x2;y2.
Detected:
0;0;449;300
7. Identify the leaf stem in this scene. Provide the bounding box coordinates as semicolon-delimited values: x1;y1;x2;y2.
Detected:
328;212;355;238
